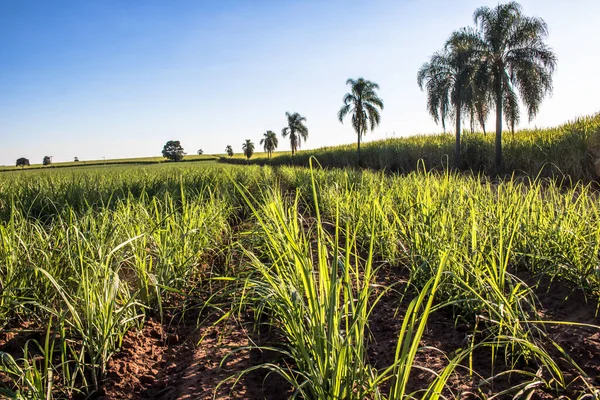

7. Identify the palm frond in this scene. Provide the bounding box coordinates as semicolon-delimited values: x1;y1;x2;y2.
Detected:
503;84;520;133
338;104;352;123
364;103;382;132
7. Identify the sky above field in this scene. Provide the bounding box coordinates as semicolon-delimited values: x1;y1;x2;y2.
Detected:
1;0;599;165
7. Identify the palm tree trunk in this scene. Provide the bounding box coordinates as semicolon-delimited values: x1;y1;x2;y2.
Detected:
357;130;361;168
495;85;503;172
455;102;461;170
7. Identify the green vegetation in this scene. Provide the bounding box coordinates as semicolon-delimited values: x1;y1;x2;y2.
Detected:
472;2;556;170
0;154;219;172
281;111;309;156
418;27;484;168
418;2;557;171
6;3;558;180
338;78;384;167
0;2;596;398
161;140;186;162
259;130;278;158
15;158;29;168
242;139;255;160
221;113;600;182
221;2;558;178
0;161;598;398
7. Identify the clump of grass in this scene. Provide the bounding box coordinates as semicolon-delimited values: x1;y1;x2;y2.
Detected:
0;165;240;397
225;162;463;399
0;323;57;400
276;163;600;395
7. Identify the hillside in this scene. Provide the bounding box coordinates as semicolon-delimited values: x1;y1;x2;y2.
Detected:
222;113;600;181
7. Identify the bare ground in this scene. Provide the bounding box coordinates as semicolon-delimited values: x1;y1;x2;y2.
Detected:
2;268;599;399
95;267;600;400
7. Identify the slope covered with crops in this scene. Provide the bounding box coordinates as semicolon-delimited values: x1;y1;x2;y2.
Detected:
222;113;600;181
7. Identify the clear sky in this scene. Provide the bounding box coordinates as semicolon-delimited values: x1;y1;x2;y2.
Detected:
1;0;599;165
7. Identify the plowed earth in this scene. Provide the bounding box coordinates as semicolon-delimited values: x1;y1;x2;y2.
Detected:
2;269;599;399
98;268;600;400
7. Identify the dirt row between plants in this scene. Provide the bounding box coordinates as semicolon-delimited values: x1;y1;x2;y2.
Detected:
1;261;598;399
95;266;600;400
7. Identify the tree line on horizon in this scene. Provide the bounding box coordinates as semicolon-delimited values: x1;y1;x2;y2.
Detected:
15;155;78;167
14;2;554;171
215;111;310;161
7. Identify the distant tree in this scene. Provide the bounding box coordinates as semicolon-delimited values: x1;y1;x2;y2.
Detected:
260;130;278;158
242;139;255;160
197;149;203;155
281;112;308;156
43;156;52;166
473;1;557;170
338;78;384;167
225;145;234;157
162;140;186;161
74;157;79;162
16;157;29;167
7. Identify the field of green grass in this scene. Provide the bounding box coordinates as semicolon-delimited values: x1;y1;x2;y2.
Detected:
0;161;599;399
0;151;301;173
0;154;219;172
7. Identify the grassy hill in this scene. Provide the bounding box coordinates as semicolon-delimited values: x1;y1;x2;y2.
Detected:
7;113;600;182
221;113;600;181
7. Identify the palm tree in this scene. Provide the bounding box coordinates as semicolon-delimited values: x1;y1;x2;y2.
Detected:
260;130;279;158
417;29;482;168
242;139;255;160
281;112;308;156
338;78;384;167
225;145;234;157
473;1;556;170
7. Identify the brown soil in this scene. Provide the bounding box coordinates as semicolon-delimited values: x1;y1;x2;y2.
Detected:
0;320;43;388
100;309;291;400
94;267;600;400
367;266;600;399
2;270;599;399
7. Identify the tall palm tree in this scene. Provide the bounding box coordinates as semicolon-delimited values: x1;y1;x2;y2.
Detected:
260;130;278;159
242;139;255;160
417;29;482;168
281;112;308;156
225;145;234;157
473;1;556;170
338;78;384;167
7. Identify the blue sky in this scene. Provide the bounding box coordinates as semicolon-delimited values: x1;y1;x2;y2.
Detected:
1;0;599;165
